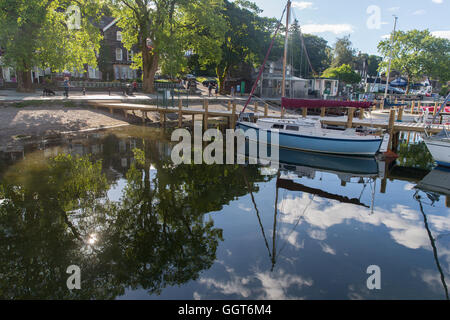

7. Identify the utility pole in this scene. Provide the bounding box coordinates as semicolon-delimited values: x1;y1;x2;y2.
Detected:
384;15;398;99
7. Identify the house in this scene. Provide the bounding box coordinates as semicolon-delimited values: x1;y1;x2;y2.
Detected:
98;17;140;81
309;78;339;97
255;59;309;99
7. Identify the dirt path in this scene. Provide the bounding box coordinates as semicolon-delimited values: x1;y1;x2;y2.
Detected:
0;105;129;148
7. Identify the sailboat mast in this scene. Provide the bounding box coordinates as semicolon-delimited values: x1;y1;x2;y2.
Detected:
281;0;291;98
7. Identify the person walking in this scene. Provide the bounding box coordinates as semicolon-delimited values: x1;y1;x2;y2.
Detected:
63;77;70;98
231;86;235;97
208;83;213;97
215;84;219;97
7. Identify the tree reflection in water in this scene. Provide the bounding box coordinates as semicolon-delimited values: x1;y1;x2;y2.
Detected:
0;134;265;299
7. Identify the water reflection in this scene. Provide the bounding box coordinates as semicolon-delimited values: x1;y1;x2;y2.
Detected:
0;126;449;300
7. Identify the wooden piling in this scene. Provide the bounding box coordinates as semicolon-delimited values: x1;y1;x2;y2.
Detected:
397;107;404;122
387;108;396;151
410;101;415;114
359;108;364;120
380;99;385;111
264;104;269;117
347;108;355;129
227;100;231;111
232;103;237;129
254;102;258;114
178;100;183;128
302;107;307;119
281;107;285;119
109;107;113;114
204;99;209;129
433;102;438;116
446;196;450;208
321;107;326;118
141;111;146;124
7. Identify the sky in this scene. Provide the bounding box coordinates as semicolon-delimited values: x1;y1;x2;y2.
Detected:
247;0;450;56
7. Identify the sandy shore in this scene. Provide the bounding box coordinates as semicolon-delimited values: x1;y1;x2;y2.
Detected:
0;105;130;147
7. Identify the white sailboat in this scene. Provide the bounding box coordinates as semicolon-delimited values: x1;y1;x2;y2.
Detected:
423;93;450;167
236;0;383;157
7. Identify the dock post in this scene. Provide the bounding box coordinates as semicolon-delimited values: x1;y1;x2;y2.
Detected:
417;101;421;114
380;99;385;111
254;102;258;114
397;107;404;122
142;111;146;124
387;108;396;151
281;107;286;119
433;102;438;116
321;107;326;118
302;107;307;119
358;108;364;120
410;101;415;114
264;104;269;117
178;100;183;128
204;99;209;129
159;112;164;127
446;196;450;208
227;100;231;111
346;108;355;128
109;107;114;114
232;103;236;129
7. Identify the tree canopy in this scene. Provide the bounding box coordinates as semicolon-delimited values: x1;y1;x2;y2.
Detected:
378;29;450;92
0;0;103;91
321;64;361;84
110;0;226;92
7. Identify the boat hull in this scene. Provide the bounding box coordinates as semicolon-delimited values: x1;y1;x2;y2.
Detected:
424;139;450;168
237;122;382;156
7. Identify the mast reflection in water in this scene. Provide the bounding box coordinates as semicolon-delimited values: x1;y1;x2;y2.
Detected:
0;126;448;300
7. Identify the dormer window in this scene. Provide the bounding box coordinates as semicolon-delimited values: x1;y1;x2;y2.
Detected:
116;48;123;61
116;31;122;41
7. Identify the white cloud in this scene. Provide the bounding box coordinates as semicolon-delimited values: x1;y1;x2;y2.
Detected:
412;9;426;15
432;0;443;4
432;30;450;39
301;23;354;35
292;1;314;10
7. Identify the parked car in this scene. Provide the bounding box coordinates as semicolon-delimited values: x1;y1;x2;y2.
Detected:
377;85;405;94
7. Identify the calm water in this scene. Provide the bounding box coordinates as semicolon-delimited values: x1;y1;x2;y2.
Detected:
0;126;449;300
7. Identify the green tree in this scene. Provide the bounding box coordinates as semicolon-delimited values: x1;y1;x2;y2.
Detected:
378;29;450;93
367;54;383;77
331;35;356;68
110;0;226;93
215;0;277;94
0;0;103;92
321;64;361;84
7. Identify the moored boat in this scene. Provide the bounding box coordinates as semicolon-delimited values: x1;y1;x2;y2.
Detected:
424;129;450;167
237;116;384;156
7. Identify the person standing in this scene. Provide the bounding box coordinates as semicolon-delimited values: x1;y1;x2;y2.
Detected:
132;80;138;93
208;83;213;97
236;84;241;97
231;86;235;97
63;77;70;98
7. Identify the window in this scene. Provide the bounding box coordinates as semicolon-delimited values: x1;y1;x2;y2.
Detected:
272;124;284;129
127;50;133;62
286;125;299;131
116;48;122;61
116;31;122;41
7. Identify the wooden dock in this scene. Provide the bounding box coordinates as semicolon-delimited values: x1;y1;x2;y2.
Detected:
92;100;449;134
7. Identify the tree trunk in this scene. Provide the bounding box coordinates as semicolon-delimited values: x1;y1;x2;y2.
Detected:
16;69;34;92
142;44;159;93
216;65;229;95
406;75;411;94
